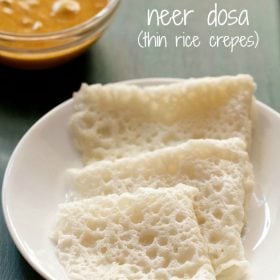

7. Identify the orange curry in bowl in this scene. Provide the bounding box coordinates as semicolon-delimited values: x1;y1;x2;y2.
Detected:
0;0;107;33
0;0;111;68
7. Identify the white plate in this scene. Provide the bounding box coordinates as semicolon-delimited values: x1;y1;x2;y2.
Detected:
2;78;280;280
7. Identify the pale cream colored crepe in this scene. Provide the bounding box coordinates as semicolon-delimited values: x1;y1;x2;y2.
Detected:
70;75;255;163
68;138;254;279
52;185;216;280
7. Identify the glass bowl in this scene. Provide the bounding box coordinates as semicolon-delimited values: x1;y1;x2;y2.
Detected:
0;0;120;69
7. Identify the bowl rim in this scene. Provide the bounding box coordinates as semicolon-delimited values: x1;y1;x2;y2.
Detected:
0;0;120;41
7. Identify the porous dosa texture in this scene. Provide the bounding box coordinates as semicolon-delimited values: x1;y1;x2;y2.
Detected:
70;75;255;163
68;138;254;279
52;186;215;280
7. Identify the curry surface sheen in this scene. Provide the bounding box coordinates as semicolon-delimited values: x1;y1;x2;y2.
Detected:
0;0;107;33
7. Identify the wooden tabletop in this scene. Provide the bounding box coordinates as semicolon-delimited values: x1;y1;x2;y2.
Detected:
0;0;279;279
